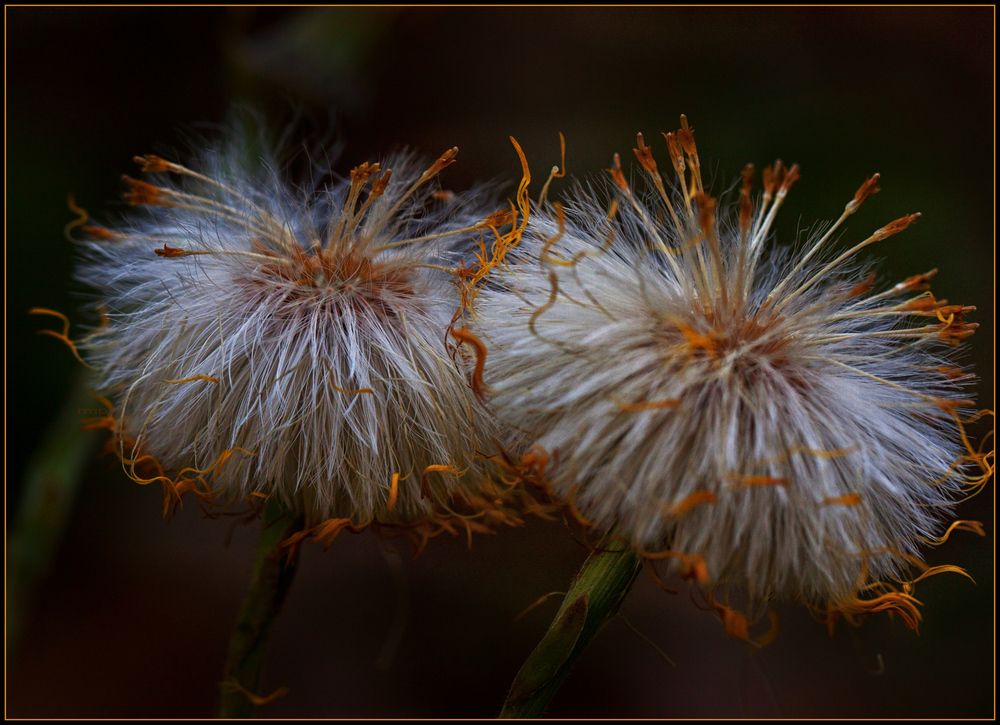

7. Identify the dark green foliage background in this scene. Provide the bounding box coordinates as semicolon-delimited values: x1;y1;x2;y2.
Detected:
7;7;994;717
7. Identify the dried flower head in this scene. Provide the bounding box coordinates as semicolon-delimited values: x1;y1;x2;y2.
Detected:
472;117;990;623
74;127;504;522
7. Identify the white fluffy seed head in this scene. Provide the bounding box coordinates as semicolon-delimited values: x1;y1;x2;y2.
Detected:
78;129;500;521
473;120;982;610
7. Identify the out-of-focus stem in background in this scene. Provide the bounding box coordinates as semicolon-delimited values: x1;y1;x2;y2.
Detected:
8;373;101;658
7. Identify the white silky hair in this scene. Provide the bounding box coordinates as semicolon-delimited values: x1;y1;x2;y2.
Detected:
472;143;977;607
78;130;500;521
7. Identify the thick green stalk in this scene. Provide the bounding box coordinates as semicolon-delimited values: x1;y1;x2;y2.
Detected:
500;538;641;718
217;498;304;718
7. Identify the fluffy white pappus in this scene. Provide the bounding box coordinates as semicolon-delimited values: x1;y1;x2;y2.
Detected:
473;119;983;611
77;131;502;521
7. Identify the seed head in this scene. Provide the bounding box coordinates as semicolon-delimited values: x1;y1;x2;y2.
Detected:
473;118;988;620
77;128;502;522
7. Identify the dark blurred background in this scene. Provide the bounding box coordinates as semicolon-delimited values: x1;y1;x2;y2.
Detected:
6;6;994;718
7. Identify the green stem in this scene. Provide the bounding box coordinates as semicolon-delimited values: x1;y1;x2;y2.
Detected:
217;497;304;718
8;374;100;658
500;537;641;718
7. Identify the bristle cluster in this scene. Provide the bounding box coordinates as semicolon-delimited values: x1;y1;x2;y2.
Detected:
76;134;505;521
472;116;988;615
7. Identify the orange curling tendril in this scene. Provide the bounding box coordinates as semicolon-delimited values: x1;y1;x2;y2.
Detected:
387;472;401;512
29;307;92;368
832;591;923;633
175;447;255;480
923;519;986;546
529;271;560;336
637;549;710;586
666;490;716;517
902;565;975;594
450;327;490;399
564;484;593;528
454;137;531;316
419;464;466;500
712;601;750;641
328;382;374;396
64;193;90;241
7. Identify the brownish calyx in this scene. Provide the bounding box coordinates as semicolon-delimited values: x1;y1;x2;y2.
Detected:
666;309;791;365
252;241;414;299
